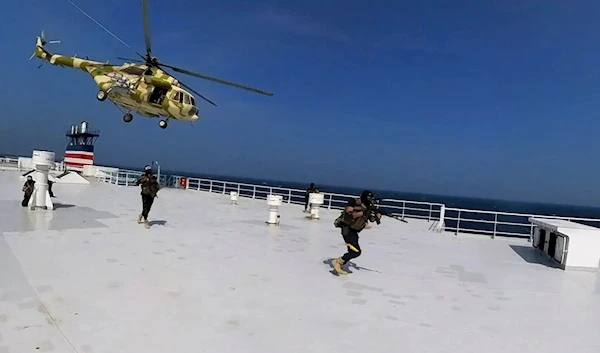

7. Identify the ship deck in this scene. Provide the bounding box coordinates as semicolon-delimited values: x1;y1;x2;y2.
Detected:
0;169;599;353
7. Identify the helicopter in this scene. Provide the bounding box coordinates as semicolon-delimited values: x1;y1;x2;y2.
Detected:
31;0;273;129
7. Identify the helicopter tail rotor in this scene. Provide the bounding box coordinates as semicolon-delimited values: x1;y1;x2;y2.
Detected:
30;30;61;60
40;30;62;46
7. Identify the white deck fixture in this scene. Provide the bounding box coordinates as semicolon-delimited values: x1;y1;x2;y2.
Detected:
530;217;600;271
266;194;282;225
28;150;55;210
434;205;446;232
307;192;324;219
230;191;239;205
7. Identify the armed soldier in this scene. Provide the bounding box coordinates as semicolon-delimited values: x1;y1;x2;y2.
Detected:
21;175;35;207
332;190;381;275
304;183;316;212
136;165;160;229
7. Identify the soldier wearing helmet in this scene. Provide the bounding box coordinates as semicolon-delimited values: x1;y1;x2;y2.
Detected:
135;165;160;229
21;175;35;207
331;190;381;275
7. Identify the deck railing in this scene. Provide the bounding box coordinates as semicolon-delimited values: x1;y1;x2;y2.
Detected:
0;157;19;170
0;156;65;172
165;174;444;220
3;156;600;239
95;171;600;239
95;169;168;187
157;174;600;239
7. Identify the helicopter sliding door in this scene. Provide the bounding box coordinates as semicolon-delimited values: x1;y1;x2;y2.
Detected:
149;86;169;105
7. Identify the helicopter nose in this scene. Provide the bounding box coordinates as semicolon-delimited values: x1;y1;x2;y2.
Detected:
191;114;199;122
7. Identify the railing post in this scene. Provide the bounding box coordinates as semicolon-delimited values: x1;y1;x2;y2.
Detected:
222;182;226;195
237;184;240;195
328;194;332;209
252;186;256;199
209;181;213;193
269;187;272;195
492;213;497;239
288;190;291;204
436;205;446;233
456;210;461;235
529;222;534;243
401;201;405;220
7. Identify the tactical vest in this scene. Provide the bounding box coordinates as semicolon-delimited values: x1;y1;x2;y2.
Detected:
334;197;370;231
139;175;160;197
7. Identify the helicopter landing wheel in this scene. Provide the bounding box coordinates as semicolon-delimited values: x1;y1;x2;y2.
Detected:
158;120;168;129
96;90;107;101
123;113;133;123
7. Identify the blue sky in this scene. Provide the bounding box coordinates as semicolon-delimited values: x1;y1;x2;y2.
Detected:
1;0;600;206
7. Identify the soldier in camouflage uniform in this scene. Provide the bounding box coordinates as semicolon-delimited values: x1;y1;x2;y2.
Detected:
332;190;381;275
21;176;35;207
136;165;160;229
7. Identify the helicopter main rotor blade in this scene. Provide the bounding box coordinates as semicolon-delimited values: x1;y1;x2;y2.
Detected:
141;0;152;58
66;0;146;62
178;80;218;107
157;62;274;97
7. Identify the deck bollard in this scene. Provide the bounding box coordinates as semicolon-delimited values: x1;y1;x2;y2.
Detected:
230;191;239;205
28;150;55;210
306;193;324;220
266;195;282;225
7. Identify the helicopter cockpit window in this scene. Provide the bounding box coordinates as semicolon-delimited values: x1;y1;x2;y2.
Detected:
173;92;182;103
190;96;196;106
182;93;191;105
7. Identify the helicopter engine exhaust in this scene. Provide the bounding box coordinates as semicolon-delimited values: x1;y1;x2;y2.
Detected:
143;76;174;89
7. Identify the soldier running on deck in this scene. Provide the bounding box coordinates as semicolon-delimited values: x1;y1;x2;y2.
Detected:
21;175;35;207
136;165;160;229
332;190;382;275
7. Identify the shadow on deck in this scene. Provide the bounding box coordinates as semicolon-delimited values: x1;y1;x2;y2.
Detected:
509;244;562;269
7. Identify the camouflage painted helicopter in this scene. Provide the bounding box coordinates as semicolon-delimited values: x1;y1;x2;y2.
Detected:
31;0;273;129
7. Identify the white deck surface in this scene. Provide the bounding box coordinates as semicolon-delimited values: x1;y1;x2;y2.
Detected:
1;169;599;353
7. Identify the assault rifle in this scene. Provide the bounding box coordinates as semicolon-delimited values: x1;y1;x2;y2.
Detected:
366;198;408;224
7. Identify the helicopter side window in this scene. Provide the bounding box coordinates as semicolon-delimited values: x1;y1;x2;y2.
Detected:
173;91;182;103
182;93;191;105
190;96;196;106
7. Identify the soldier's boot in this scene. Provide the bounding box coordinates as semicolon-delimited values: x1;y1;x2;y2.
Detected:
137;215;143;224
332;258;348;275
144;220;150;229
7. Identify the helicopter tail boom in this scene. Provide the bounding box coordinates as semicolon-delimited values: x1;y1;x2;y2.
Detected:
31;32;104;72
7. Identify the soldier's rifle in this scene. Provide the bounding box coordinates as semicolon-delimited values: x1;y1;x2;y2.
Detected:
366;197;408;224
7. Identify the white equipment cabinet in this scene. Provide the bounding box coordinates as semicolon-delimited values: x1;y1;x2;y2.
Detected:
529;217;600;271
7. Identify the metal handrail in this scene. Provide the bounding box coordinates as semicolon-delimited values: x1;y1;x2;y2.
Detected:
159;174;600;239
4;156;600;240
0;156;65;172
95;170;600;239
